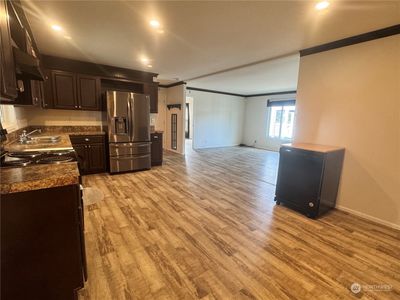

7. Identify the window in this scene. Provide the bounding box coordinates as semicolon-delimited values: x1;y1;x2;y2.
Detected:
268;102;295;140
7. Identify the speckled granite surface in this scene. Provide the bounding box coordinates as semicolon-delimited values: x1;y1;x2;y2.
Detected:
0;126;106;194
0;162;80;194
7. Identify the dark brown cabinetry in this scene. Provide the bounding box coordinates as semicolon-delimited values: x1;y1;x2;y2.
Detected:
1;184;85;299
52;70;77;109
14;78;43;106
275;144;344;218
77;74;101;110
70;135;106;174
151;132;163;166
45;70;102;110
0;0;18;101
144;83;159;113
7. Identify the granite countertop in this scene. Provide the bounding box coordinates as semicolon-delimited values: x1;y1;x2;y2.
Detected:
1;162;80;194
0;128;105;194
282;143;344;153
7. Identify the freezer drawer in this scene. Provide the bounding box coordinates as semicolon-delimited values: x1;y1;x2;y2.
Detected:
109;154;151;173
109;142;150;156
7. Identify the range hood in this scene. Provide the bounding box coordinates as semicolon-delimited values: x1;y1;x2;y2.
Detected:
13;47;44;81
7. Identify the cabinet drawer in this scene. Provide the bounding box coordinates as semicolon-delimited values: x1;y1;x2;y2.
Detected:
109;142;150;156
70;135;104;145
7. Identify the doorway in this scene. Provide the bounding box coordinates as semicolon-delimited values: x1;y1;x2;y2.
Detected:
185;97;194;152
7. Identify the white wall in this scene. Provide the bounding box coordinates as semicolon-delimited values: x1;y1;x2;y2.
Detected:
187;89;245;149
242;93;296;151
295;35;400;228
165;85;186;154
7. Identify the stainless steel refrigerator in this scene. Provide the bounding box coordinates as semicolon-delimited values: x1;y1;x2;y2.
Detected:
107;91;151;173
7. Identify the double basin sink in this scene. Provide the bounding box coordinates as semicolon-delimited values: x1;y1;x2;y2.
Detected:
20;135;61;145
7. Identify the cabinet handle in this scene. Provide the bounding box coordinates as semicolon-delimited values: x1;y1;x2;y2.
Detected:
153;136;158;139
88;145;91;148
84;138;90;142
79;105;82;108
75;106;78;108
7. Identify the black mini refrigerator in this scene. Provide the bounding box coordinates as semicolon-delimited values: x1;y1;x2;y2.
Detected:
274;143;345;218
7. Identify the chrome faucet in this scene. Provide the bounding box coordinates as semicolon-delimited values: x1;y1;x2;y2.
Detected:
19;129;42;143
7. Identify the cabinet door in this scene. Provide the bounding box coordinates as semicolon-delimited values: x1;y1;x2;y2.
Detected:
0;0;17;100
144;83;158;113
73;144;89;174
77;74;100;110
88;143;106;173
30;80;42;106
42;69;54;108
151;133;163;165
52;70;77;109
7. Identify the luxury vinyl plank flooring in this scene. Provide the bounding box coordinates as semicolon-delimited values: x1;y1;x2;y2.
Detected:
79;146;400;300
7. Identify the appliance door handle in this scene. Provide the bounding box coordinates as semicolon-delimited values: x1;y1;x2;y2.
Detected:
127;96;132;139
130;95;135;141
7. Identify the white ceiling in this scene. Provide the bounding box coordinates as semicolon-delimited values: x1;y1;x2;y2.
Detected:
187;54;300;95
22;1;400;94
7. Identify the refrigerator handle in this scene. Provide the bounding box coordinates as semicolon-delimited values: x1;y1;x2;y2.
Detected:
127;96;131;139
130;96;135;141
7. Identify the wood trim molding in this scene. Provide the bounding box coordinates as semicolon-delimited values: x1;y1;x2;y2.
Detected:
246;90;297;98
159;81;186;88
186;87;245;97
41;55;158;83
186;87;297;98
300;24;400;57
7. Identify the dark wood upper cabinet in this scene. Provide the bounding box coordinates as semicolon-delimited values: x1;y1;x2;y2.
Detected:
0;0;18;101
144;83;159;113
14;78;42;106
77;74;101;110
42;69;54;108
52;70;77;109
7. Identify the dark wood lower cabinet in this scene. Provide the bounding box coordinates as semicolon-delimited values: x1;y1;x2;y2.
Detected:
1;184;85;300
70;135;106;175
151;132;163;166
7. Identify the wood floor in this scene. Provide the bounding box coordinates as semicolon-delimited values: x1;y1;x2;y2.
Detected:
79;146;400;300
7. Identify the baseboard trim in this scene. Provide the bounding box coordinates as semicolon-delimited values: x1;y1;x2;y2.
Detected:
336;205;400;231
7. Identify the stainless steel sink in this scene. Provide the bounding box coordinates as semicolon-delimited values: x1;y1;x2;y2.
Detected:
19;135;61;144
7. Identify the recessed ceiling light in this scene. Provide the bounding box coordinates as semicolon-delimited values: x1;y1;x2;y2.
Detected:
149;20;160;28
141;57;150;63
51;24;63;31
157;29;164;34
315;1;330;10
63;35;72;40
147;64;152;68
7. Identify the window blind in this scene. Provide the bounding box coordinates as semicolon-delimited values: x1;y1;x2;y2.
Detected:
267;99;296;107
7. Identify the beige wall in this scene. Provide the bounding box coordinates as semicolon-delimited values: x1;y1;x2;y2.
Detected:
165;85;186;154
295;35;400;228
22;106;103;126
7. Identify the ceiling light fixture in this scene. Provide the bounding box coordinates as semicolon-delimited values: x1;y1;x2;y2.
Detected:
315;1;330;10
147;64;152;68
51;24;63;31
63;35;72;40
141;57;150;64
149;20;160;28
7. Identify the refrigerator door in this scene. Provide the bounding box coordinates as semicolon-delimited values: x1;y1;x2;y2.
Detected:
107;91;132;143
130;94;150;142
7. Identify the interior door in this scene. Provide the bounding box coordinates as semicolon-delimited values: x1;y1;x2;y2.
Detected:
131;94;150;142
